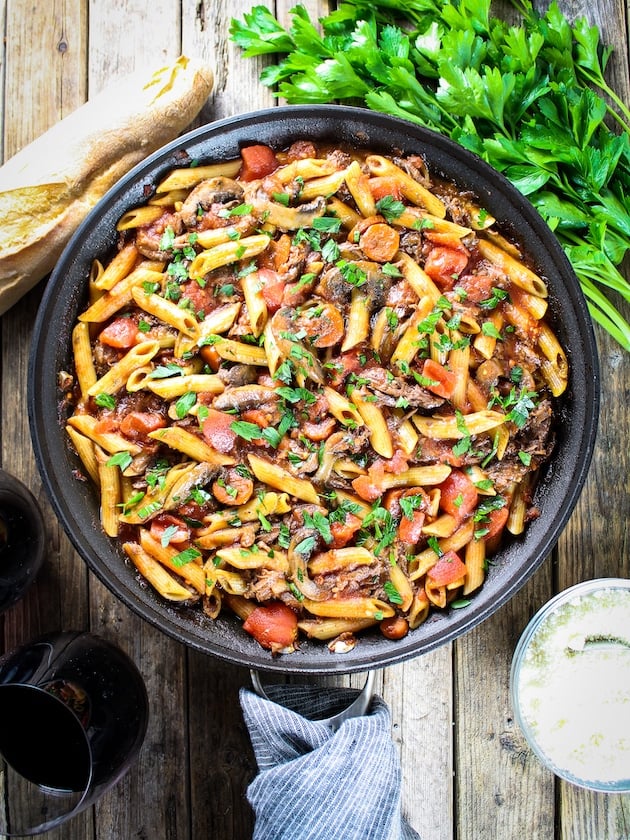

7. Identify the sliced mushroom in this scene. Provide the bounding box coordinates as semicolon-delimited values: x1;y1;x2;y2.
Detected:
163;461;217;510
247;191;327;230
179;177;245;227
213;385;278;412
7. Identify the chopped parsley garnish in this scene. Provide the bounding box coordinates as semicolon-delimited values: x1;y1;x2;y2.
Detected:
106;451;133;472
94;393;116;410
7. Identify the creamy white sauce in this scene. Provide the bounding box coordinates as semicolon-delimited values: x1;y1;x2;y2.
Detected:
515;586;630;786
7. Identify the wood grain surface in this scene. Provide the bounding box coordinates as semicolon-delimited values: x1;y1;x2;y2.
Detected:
0;1;628;838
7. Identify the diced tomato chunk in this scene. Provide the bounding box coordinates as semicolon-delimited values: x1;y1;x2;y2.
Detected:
367;176;403;202
438;469;478;520
421;358;457;399
98;317;140;348
149;514;191;546
201;409;238;454
480;505;509;541
239;144;280;181
256;268;286;313
424;246;469;290
351;475;382;503
119;411;166;440
243;601;299;653
398;508;426;546
330;513;363;549
426;550;467;586
180;279;215;315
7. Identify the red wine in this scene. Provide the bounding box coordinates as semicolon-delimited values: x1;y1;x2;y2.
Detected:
0;495;45;611
0;684;91;792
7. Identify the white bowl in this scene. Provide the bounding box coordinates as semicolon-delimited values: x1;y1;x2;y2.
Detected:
511;578;630;792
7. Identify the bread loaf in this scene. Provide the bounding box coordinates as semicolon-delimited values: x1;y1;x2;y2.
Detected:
0;55;214;314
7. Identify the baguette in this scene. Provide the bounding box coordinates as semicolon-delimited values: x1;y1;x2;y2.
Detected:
0;55;214;315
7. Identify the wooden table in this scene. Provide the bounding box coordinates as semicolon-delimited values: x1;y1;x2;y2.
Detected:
1;1;628;837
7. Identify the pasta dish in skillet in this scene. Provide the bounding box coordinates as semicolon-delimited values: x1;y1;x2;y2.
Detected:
63;140;567;655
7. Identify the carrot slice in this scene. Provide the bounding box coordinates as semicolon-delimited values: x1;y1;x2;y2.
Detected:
359;223;400;263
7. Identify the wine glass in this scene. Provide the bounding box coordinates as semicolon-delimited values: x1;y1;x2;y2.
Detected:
0;469;46;613
0;630;149;835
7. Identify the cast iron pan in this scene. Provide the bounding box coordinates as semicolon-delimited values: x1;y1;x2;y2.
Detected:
28;105;600;674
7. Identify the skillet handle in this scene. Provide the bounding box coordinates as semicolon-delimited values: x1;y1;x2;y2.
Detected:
249;670;375;732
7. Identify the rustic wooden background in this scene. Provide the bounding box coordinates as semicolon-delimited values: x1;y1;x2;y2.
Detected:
0;0;629;838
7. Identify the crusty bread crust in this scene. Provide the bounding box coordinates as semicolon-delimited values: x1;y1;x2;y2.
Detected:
0;56;214;314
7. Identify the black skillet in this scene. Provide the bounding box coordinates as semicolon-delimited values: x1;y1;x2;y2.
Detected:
28;105;600;675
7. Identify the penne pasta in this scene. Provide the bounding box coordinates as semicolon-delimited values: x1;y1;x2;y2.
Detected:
148;426;235;466
64;140;568;656
247;454;319;504
87;340;161;396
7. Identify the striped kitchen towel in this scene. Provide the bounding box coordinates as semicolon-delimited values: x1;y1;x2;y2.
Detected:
240;684;421;840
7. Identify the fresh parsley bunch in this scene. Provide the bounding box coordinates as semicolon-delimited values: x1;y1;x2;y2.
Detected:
230;0;630;350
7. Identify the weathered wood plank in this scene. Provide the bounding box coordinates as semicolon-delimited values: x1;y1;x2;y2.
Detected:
83;4;192;840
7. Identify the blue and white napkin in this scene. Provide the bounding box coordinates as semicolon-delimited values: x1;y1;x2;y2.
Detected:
240;683;421;840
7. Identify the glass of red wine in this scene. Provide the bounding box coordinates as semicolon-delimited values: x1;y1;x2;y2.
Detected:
0;469;46;613
0;630;149;835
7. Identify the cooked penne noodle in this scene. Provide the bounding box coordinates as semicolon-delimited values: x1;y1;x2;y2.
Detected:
448;339;470;411
344;160;377;218
125;365;157;392
155;160;242;193
308;547;375;575
380;465;452;490
323;386;364;428
93;243;139;290
116;206;165;231
395;251;442;302
87;340;161;396
407;589;431;629
66;426;100;486
146;373;224;399
326;196;361;228
463;537;486;595
241;271;268;337
148;426;235;466
473;311;504;359
72;322;97;396
365;155;446;218
247;454;319;504
422;513;458;538
477;238;548;298
389;564;414;611
276;157;338;183
298;618;377;640
396;417;419;457
411;410;506;440
194;220;254;250
211;336;268;366
123;542;195;601
131;287;199;338
189;234;271;280
341;288;369;352
390;296;436;367
350;390;393;458
95;445;121;537
538;324;568;395
298;169;349;201
216;546;289;572
139;530;206;594
301;597;395;620
195;525;258;549
67;414;142;456
78;267;164;323
395;207;471;237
